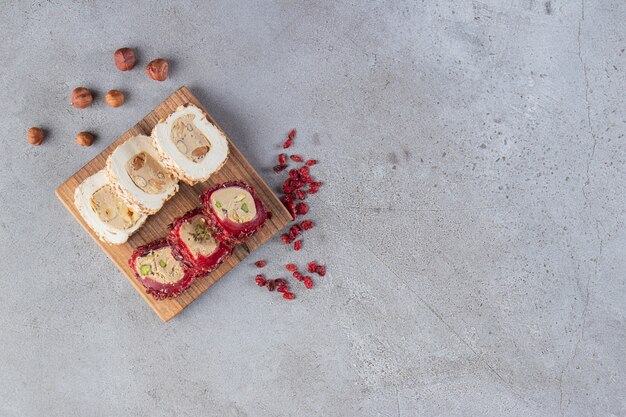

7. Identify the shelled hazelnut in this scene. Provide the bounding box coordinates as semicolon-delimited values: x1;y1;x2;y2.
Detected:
71;87;93;109
28;127;45;146
114;48;137;71
76;131;95;147
105;90;125;108
146;58;169;81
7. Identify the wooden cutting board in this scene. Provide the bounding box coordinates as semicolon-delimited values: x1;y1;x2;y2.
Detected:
56;86;292;321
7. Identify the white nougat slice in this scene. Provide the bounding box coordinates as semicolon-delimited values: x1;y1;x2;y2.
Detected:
152;104;229;185
106;135;179;214
74;170;147;245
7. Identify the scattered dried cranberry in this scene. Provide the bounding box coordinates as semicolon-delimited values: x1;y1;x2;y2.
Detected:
283;129;296;148
267;280;276;291
275;278;288;286
290;155;303;162
277;285;289;293
304;277;313;289
255;260;267;268
308;185;319;194
288;169;300;180
283;292;295;300
294;240;302;251
301;220;314;231
281;234;292;244
315;265;326;276
295;190;306;200
283;180;295;194
274;164;288;173
306;159;317;166
296;203;309;215
307;261;317;273
285;264;297;272
293;271;303;281
278;153;287;165
255;275;267;286
299;166;310;176
289;224;302;238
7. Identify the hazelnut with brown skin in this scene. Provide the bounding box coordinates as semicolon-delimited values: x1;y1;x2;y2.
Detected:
76;131;95;147
114;48;137;71
105;90;125;108
146;58;169;81
71;87;93;109
28;127;45;146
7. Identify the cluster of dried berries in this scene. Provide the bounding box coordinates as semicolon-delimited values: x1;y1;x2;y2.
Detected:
274;129;321;250
251;129;328;301
254;268;295;300
253;259;326;297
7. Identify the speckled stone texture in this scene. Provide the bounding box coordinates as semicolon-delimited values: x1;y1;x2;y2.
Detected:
0;1;624;416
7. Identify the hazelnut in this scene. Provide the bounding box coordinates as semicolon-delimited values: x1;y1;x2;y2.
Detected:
71;87;93;109
114;47;137;71
146;58;169;81
105;90;125;108
76;131;95;147
28;127;45;146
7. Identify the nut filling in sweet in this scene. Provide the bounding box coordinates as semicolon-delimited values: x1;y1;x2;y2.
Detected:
125;152;176;194
90;185;141;230
210;187;257;223
179;215;219;258
170;114;211;163
135;247;184;284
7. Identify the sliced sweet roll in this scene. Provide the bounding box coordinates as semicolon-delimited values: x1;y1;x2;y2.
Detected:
129;239;194;300
200;181;268;243
167;208;233;277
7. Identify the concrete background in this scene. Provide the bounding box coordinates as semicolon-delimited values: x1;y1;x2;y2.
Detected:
0;1;624;416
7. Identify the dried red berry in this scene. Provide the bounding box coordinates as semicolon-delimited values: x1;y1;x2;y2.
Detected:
301;220;314;231
295;190;306;200
277;285;289;293
311;181;322;188
267;280;276;291
304;277;313;289
255;275;267;286
306;159;317;166
278;153;287;165
299;166;310;176
296;203;309;215
290;155;303;162
275;278;288;286
255;260;267;268
274;164;288;173
293;271;304;281
316;265;326;276
285;263;297;272
283;292;295;300
294;240;302;251
308;185;319;194
281;234;293;244
283;129;296;149
307;261;317;273
289;224;302;238
288;169;300;180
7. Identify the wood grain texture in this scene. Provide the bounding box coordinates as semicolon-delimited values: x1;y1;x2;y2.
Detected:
55;86;292;321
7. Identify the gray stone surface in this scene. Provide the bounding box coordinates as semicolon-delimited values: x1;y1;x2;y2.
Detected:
0;1;624;416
